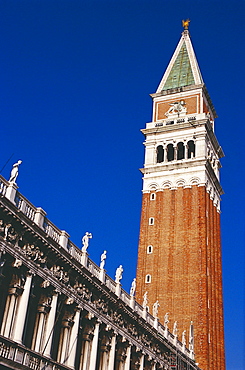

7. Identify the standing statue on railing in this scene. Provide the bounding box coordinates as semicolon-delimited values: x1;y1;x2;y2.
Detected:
9;160;22;183
189;321;194;352
100;250;107;269
182;330;186;347
81;232;92;252
115;265;123;283
164;312;169;328
152;300;160;318
142;291;148;309
130;278;136;297
173;321;178;337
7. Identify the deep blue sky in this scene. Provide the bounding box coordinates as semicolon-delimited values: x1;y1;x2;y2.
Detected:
0;1;244;369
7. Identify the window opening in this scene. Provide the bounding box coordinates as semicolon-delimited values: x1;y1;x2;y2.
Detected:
150;193;156;200
167;144;174;161
156;145;164;163
145;274;151;283
147;245;153;254
149;217;154;225
187;140;195;158
177;142;185;160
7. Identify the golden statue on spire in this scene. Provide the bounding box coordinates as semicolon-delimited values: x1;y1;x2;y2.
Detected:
182;19;190;30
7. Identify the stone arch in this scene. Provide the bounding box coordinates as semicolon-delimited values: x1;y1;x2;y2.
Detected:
176;179;186;187
162;181;173;189
189;177;200;186
148;183;159;191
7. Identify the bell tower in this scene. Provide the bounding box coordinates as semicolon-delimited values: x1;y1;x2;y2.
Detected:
136;23;225;369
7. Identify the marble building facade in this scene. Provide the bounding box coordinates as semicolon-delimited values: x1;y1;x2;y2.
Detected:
0;174;200;370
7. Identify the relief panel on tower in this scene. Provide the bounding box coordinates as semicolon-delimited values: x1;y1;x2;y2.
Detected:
155;94;199;121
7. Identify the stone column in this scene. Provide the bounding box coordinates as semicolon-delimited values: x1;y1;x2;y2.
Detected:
42;291;59;357
32;295;51;352
80;332;92;370
163;145;167;162
0;286;21;337
124;344;131;370
174;144;177;160
66;307;81;369
98;328;113;370
107;334;116;370
12;273;33;344
33;309;46;352
139;353;144;370
89;320;100;370
58;310;74;364
116;340;128;370
184;143;188;159
151;361;156;370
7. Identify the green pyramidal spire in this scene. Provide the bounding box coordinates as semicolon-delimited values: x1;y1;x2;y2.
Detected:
162;42;195;90
156;29;203;93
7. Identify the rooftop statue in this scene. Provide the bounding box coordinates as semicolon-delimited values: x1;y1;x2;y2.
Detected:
173;321;178;337
182;330;186;346
115;265;123;283
9;160;22;183
81;232;92;252
164;312;169;328
153;300;160;318
130;278;136;297
100;250;107;269
142;291;148;309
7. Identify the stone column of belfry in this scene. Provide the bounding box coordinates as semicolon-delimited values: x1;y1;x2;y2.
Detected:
136;23;226;370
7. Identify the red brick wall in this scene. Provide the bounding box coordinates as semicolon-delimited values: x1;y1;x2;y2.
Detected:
136;186;225;370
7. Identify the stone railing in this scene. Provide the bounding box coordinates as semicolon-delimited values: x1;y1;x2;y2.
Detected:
15;192;36;221
0;335;72;370
0;174;194;360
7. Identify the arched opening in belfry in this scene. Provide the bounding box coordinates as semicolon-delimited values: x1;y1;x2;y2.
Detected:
177;142;185;160
187;140;195;158
167;144;174;161
156;145;164;163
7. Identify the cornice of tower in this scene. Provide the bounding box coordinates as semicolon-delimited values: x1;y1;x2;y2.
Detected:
140;157;224;196
142;117;208;135
151;83;204;98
